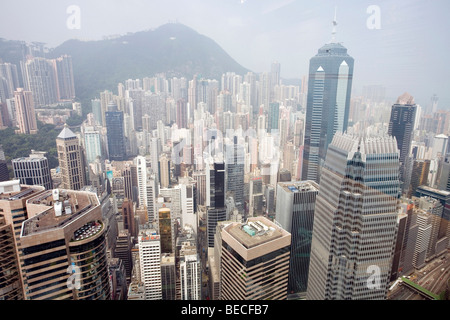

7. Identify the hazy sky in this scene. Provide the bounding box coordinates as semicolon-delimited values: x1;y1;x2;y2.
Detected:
1;0;449;108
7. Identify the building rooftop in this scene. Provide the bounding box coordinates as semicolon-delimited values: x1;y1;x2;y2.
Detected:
0;181;44;201
21;189;100;237
279;181;319;194
57;125;77;139
226;217;285;249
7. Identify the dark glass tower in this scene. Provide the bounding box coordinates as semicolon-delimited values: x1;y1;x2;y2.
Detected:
275;181;319;297
388;93;417;194
106;101;126;161
302;34;354;183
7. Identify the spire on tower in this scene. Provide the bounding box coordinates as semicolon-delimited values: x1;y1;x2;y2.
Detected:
331;6;338;43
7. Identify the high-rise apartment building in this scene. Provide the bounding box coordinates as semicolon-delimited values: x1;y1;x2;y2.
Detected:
220;216;291;300
21;57;59;107
302;22;354;183
307;132;400;300
20;188;111;300
275;180;319;296
54;55;75;101
12;150;53;190
56;125;86;190
388;93;417;194
14;88;38;134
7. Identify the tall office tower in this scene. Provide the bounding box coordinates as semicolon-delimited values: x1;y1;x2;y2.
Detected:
176;98;188;129
408;159;430;198
275;181;319;297
115;230;133;285
397;200;418;278
302;17;354;183
21;57;59;106
432;134;448;160
179;238;201;300
225;137;245;213
161;253;176;300
149;137;161;174
0;211;23;300
121;197;136;238
105;102;126;161
20;188;111;300
268;102;280;132
416;197;447;261
389;199;418;281
180;182;196;233
54;55;75;101
0;62;20;103
91;99;102;125
12;150;53;190
135;156;148;209
14;88;38;134
220;216;291;300
437;157;450;192
138;229;162;300
0;145;10;182
249;177;264;217
108;258;128;300
294;118;304;148
265;185;276;216
84;128;103;164
158;207;173;253
146;175;158;222
414;186;450;252
306;133;400;300
158;153;171;189
56;125;86;190
388;93;417;194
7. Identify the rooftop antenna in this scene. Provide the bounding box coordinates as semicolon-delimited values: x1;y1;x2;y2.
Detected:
331;6;338;43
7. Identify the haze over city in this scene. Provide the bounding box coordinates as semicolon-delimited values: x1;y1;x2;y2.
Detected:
1;0;449;107
0;0;449;305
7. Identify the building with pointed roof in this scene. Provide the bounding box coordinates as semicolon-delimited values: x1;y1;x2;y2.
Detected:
56;124;86;190
302;11;355;183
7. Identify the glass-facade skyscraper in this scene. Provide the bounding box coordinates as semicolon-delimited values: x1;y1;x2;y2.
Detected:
106;102;126;161
307;132;400;300
302;39;354;183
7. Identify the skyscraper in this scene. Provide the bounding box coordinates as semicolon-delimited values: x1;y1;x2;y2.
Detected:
20;188;111;300
12;150;53;190
225;137;245;213
14;88;38;134
302;16;354;183
220;216;291;300
105;102;126;161
307;132;400;300
388;93;417;194
276;180;319;297
56;125;86;190
138;228;162;300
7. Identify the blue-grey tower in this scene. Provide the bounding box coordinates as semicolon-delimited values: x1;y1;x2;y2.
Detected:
302;11;354;183
106;101;126;161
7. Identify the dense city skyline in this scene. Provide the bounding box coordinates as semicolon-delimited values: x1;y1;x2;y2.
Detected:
0;1;449;107
0;0;449;305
